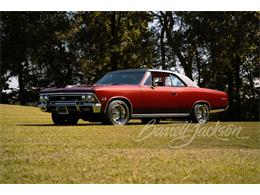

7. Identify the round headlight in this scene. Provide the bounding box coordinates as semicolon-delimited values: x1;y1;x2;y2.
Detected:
39;95;44;102
43;95;49;100
40;95;48;102
82;94;96;103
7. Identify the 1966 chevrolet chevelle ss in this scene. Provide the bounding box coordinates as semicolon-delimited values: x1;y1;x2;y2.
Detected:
38;69;228;125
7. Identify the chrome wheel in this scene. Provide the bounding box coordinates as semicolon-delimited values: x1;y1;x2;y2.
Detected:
106;100;130;125
193;104;209;123
111;104;127;125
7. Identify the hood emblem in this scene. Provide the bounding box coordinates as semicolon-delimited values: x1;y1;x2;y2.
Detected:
61;97;66;100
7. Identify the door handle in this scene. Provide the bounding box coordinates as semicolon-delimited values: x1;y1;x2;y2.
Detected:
171;92;177;96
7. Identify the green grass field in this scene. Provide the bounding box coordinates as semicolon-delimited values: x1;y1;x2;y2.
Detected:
0;104;259;183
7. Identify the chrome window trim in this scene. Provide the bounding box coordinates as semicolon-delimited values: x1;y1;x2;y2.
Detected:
139;71;151;86
140;70;190;87
148;69;198;87
169;73;187;87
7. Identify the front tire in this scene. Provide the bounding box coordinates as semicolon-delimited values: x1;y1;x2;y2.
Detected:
191;103;209;123
52;113;79;125
104;100;130;125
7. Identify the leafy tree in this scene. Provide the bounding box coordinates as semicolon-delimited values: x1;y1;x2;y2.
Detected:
1;11;259;120
71;12;155;83
1;12;42;104
153;11;259;120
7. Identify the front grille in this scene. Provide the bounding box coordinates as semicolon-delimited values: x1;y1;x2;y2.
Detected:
49;95;82;102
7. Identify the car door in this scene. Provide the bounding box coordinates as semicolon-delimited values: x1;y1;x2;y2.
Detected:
169;73;188;113
139;71;180;114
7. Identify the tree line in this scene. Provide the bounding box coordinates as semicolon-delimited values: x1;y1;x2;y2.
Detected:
1;12;259;121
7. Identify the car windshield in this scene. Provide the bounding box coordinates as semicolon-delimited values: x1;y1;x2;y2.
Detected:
95;71;145;85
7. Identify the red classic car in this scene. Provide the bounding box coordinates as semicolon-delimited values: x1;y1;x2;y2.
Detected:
38;69;229;125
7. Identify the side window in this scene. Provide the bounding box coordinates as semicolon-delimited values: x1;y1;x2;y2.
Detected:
144;73;152;86
144;72;186;87
165;76;172;86
151;72;172;87
153;76;164;86
170;74;186;87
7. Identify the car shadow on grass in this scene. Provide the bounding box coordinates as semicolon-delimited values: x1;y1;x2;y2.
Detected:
17;123;104;127
16;121;177;127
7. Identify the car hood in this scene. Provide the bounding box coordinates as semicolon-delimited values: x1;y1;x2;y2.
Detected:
40;85;94;94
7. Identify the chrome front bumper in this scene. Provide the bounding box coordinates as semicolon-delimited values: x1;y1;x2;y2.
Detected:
38;102;102;114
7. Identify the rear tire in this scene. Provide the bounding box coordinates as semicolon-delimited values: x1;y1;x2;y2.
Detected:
191;103;209;123
141;118;160;124
52;113;79;125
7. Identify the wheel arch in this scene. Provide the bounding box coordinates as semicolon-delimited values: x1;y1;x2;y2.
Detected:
189;100;211;115
104;96;133;116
